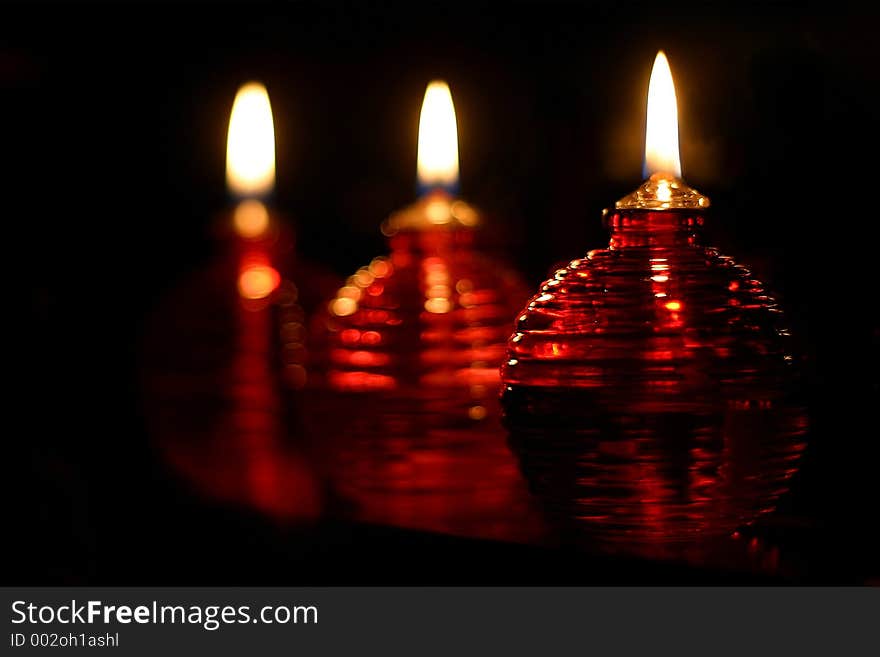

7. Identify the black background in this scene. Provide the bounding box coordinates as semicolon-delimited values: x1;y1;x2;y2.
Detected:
9;1;879;583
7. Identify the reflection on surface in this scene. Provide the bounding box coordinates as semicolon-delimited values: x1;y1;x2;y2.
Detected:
141;227;546;543
315;393;546;542
140;221;807;579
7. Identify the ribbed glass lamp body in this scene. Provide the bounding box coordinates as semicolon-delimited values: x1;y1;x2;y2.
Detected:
501;209;807;543
312;225;529;506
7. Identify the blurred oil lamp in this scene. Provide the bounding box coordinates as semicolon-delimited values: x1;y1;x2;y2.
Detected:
226;82;336;388
310;81;532;521
139;81;324;522
501;52;808;548
226;82;283;306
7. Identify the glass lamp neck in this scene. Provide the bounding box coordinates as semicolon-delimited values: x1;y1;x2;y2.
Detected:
603;208;705;249
389;226;476;257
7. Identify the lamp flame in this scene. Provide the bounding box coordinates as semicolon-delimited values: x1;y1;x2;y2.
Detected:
417;81;460;191
226;82;276;197
644;51;681;179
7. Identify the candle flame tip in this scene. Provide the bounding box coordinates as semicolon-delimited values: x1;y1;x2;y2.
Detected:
644;50;682;179
417;80;460;191
226;82;276;197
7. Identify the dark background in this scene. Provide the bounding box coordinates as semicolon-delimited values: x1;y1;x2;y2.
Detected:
8;1;879;583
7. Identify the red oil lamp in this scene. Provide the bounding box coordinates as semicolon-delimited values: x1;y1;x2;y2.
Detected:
501;52;808;546
142;82;325;521
311;81;530;513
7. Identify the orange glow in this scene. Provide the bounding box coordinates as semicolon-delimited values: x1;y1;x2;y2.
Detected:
226;82;276;197
644;51;681;178
233;199;270;238
338;285;362;300
238;263;281;299
369;257;393;278
468;405;488;421
424;297;452;314
353;268;375;287
425;198;453;225
417;81;459;189
664;300;682;311
330;297;358;317
450;201;478;226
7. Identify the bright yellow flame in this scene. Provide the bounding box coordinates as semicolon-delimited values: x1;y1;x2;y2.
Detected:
417;81;459;189
233;199;270;238
226;82;276;196
644;51;681;179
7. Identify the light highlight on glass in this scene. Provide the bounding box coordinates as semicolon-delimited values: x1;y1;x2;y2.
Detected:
238;263;281;300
